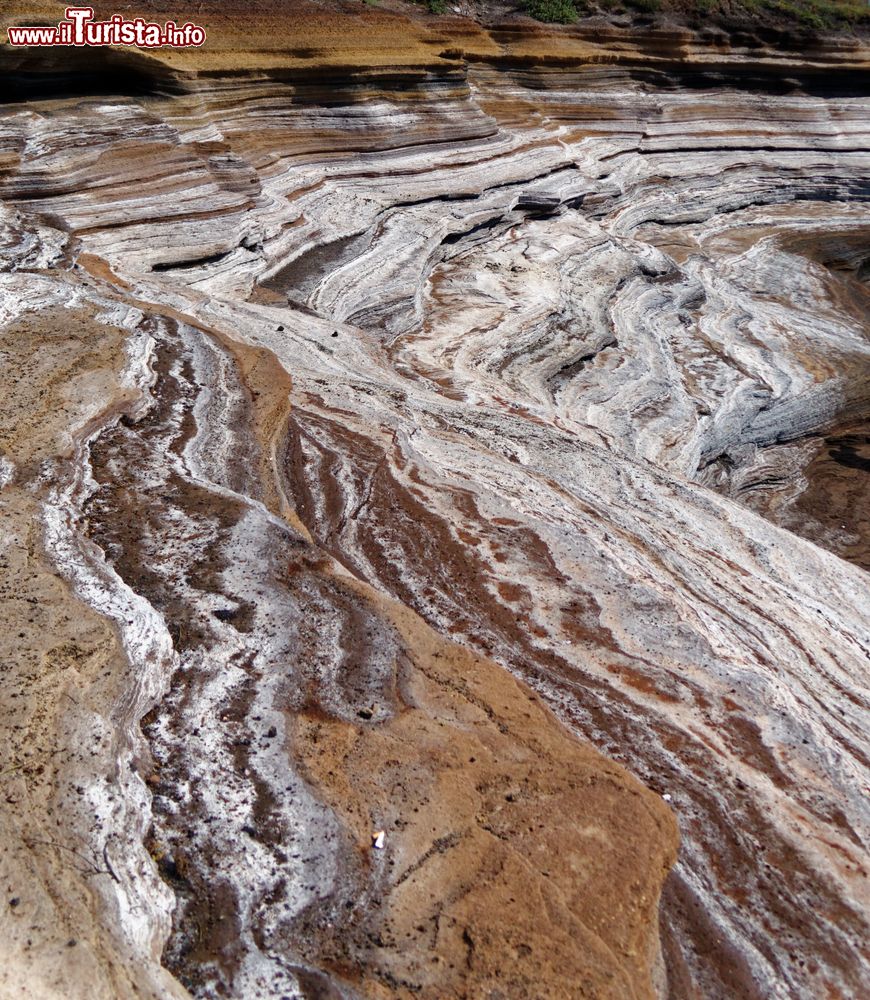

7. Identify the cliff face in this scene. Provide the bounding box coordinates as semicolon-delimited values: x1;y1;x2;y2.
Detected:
0;4;868;1000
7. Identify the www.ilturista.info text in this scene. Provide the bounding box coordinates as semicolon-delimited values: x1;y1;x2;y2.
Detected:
7;6;206;47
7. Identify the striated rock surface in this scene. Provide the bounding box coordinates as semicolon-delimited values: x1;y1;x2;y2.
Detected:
0;3;868;999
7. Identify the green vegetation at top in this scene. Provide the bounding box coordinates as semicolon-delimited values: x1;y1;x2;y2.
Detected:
522;0;870;27
410;0;868;30
525;0;581;20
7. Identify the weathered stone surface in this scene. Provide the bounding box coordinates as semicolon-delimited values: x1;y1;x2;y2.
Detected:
0;3;867;999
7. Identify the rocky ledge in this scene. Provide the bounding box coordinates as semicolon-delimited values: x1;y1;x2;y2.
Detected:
0;3;867;999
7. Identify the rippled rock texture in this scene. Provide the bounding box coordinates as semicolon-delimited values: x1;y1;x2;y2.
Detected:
0;3;868;999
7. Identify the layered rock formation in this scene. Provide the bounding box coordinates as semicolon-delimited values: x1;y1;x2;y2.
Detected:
0;3;868;999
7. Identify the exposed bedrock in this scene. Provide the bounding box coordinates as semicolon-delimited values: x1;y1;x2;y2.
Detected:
81;316;677;999
0;7;868;1000
0;277;187;1000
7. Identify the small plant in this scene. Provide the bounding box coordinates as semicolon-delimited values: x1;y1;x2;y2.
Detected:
841;3;870;24
525;0;581;23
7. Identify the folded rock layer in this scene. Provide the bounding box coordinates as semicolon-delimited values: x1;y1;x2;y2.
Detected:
0;3;867;999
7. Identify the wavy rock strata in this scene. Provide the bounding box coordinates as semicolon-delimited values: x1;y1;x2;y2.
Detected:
0;3;869;999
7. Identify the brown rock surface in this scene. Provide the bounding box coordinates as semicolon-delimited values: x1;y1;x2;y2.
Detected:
0;165;677;1000
0;3;867;999
293;592;676;998
0;306;186;999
